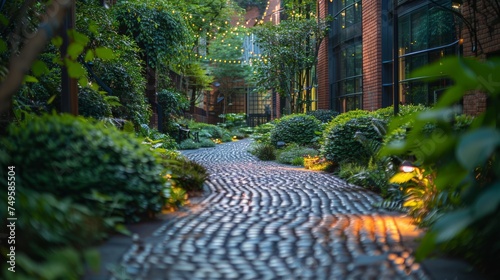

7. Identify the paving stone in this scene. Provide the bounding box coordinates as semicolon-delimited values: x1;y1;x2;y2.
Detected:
116;139;428;279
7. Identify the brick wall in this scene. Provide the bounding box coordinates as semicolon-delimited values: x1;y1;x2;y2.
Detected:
461;0;500;115
316;0;330;110
361;0;383;111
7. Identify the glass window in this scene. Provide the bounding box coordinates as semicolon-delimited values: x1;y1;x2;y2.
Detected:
397;3;459;106
332;0;363;113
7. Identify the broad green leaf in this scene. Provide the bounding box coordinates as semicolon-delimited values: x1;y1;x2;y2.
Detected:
435;86;468;108
32;60;49;76
47;94;57;104
67;61;85;78
415;232;437;261
84;49;94;62
68;30;89;45
51;36;63;48
67;43;84;60
434;208;472;242
89;20;99;35
83;249;101;272
417;107;460;122
456;128;500;170
473;182;500;219
389;172;416;184
0;14;8;26
78;76;89;87
23;75;38;83
95;47;115;60
0;39;7;53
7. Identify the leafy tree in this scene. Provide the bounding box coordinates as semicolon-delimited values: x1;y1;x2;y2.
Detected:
252;16;329;114
113;0;191;115
207;26;252;115
165;0;244;114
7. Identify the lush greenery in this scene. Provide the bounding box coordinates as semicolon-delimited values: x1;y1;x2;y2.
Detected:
2;114;167;222
270;114;322;146
253;16;330;113
306;109;339;123
249;142;277;161
276;143;319;165
382;57;500;277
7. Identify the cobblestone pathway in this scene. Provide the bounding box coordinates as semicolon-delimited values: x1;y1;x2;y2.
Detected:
120;139;428;279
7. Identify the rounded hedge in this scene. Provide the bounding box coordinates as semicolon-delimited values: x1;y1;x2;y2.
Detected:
322;116;383;164
307;109;339;123
270;114;322;145
0;114;166;222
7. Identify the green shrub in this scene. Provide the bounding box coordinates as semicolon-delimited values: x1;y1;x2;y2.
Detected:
78;87;114;119
157;89;190;133
199;138;216;147
307;109;339;123
249;143;276;161
186;121;225;139
251;122;275;144
0;114;166;222
381;57;500;276
179;139;200;150
221;132;233;142
218;113;247;129
322;116;384;164
291;157;304;166
93;62;151;126
139;124;178;151
167;158;209;192
270;114;322;145
277;144;319;165
0;189;102;279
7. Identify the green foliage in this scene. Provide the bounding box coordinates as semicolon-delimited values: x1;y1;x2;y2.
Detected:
93;62;150;126
322;116;385;164
251;122;275;143
249;143;277;161
199;138;217;148
0;190;101;279
208;25;252;95
252;17;330;113
186;121;226;139
1;114;166;223
277;143;319;165
221;132;234;142
139;124;178;151
113;0;190;69
382;57;500;276
219;113;247;130
306;109;339;123
167;157;209;192
179;139;201;150
270;114;322;145
78;87;114;118
157;88;189;133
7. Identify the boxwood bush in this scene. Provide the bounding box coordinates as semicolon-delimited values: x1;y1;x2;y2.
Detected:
277;143;319;165
322;116;385;164
307;109;339;123
1;114;166;222
270;114;322;146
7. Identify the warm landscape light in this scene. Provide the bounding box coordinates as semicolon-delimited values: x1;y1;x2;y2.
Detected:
400;161;416;173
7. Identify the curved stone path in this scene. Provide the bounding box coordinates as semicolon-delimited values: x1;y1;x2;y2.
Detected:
119;139;428;279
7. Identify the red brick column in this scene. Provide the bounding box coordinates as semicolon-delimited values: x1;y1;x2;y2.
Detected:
362;0;383;111
461;0;500;115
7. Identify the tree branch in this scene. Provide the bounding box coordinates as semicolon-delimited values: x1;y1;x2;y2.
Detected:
0;0;73;114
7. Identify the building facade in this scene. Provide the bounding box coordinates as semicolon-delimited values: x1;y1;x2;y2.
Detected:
317;0;500;115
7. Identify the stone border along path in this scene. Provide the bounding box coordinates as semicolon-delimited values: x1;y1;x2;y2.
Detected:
118;139;429;280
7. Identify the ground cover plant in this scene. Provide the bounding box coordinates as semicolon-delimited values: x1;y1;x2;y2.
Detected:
381;57;500;278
